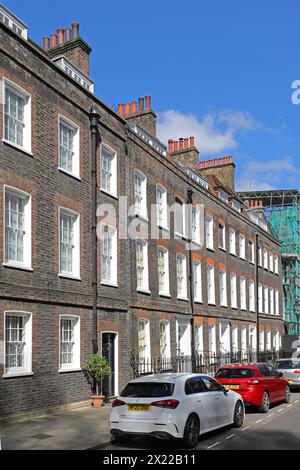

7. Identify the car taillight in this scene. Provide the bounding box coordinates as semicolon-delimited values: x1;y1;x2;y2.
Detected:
248;379;260;385
151;399;179;409
294;370;300;374
112;399;126;407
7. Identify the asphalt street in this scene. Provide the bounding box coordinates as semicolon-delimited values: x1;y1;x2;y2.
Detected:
93;392;300;451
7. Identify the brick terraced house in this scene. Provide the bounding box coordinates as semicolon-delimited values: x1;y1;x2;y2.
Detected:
0;4;284;418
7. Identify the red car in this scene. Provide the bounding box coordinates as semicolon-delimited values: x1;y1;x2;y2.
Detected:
215;363;290;413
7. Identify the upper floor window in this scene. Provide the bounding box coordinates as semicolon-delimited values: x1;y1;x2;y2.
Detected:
269;252;274;272
274;255;279;274
249;280;255;312
229;228;236;255
218;223;226;250
58;116;80;178
59;315;80;371
269;287;274;314
239;234;246;259
263;248;268;270
175;198;185;237
134;170;147;218
4;79;31;153
264;286;269;314
205;216;214;250
240;276;247;310
4;186;31;270
230;272;237;309
249;241;255;264
4;311;32;376
191;206;200;244
207;264;215;305
275;289;279;315
193;260;202;303
219;269;227;307
176;254;187;299
156;185;168;229
258;283;263;313
138;319;151;365
136;239;149;292
258;246;262;267
157;247;169;296
101;225;117;286
160;321;171;360
101;145;117;197
59;208;80;278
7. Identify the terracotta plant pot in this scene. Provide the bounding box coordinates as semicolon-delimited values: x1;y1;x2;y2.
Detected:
91;395;104;408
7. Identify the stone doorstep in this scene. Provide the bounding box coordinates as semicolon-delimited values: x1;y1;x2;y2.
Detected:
0;399;112;425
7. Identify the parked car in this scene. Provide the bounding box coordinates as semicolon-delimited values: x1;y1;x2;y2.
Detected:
215;363;290;413
110;373;244;448
275;358;300;390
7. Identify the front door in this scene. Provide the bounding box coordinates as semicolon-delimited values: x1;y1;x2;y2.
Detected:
102;333;116;398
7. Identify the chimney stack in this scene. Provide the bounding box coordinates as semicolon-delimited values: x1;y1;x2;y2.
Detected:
198;155;235;190
168;136;199;171
117;95;157;135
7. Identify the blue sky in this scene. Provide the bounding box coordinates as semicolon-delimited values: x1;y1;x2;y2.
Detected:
5;0;300;190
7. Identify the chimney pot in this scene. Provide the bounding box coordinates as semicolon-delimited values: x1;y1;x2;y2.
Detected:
65;28;71;42
50;34;57;47
179;138;184;150
118;104;124;116
218;157;223;166
214;159;218;166
184;137;189;149
145;95;151;109
174;140;179;152
131;101;137;113
125;103;131;115
138;97;144;111
57;28;64;45
43;37;50;50
189;136;195;148
72;22;80;39
168;139;174;153
228;156;232;163
209;159;213;167
223;157;228;164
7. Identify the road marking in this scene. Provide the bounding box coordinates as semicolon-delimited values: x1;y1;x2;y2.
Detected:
255;419;263;424
277;408;284;412
241;426;251;431
225;434;236;440
295;400;299;404
287;404;293;408
266;413;274;418
207;442;220;449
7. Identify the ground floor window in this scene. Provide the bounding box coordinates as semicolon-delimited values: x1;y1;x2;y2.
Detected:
4;311;32;376
59;315;80;371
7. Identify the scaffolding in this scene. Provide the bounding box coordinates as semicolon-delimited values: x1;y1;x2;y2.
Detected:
237;190;300;335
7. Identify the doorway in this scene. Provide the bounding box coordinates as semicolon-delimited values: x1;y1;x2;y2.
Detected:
102;332;118;398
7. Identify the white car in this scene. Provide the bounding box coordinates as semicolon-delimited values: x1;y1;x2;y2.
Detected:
110;373;244;448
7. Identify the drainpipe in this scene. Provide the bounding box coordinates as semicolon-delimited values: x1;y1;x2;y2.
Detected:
90;109;101;354
187;189;196;372
255;232;260;361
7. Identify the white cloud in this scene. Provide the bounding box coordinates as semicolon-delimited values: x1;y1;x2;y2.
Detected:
157;109;260;156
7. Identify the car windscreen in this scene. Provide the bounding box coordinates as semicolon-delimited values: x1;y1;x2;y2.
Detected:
276;360;300;369
120;382;175;398
215;368;254;379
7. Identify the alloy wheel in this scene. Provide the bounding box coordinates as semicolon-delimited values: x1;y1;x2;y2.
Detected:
183;415;200;448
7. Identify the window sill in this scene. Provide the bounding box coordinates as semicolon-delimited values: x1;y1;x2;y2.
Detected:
239;256;246;261
58;167;81;181
208;302;216;306
3;371;33;378
159;292;171;298
2;262;33;272
175;232;186;240
2;138;33;156
219;246;226;252
100;188;118;200
58;273;82;281
249;261;255;265
230;252;237;257
157;224;170;232
220;304;228;308
58;368;81;374
231;306;238;310
206;246;215;252
194;299;203;304
137;288;151;295
177;296;189;301
101;281;119;288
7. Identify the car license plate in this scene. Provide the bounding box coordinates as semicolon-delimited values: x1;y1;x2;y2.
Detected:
288;380;294;384
225;385;240;390
128;404;151;411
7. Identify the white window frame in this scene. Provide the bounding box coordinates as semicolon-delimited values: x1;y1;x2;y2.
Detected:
270;287;274;315
138;319;151;365
3;186;32;270
59;315;81;372
263;248;268;270
258;283;263;313
156;184;168;230
249;241;255;264
230;272;237;309
207;264;216;305
100;143;117;198
239;234;246;259
58;115;80;179
264;286;269;314
175;198;186;238
58;207;80;279
266;330;271;350
232;326;238;351
136;238;149;292
218;223;226;250
275;289;280;315
100;224;118;286
205;215;214;250
176;253;187;300
259;330;265;351
157;246;170;297
258;246;262;267
249;279;255;312
241;326;247;353
4;311;32;377
249;325;257;352
134;170;147;219
3;78;32;154
229;228;236;255
240;276;247;310
274;255;279;274
159;321;171;361
269;252;274;273
191;206;200;245
219;269;227;307
193;260;202;303
208;324;217;355
195;324;204;355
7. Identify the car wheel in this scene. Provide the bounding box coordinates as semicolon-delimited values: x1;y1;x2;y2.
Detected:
183;414;200;449
259;391;270;413
232;401;244;428
284;385;291;403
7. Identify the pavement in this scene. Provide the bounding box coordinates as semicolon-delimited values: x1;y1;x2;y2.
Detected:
1;393;300;450
0;404;112;450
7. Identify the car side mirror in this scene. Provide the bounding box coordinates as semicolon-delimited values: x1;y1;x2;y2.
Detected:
223;386;229;395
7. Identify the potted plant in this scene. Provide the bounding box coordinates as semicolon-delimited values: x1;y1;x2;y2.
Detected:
82;353;112;408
